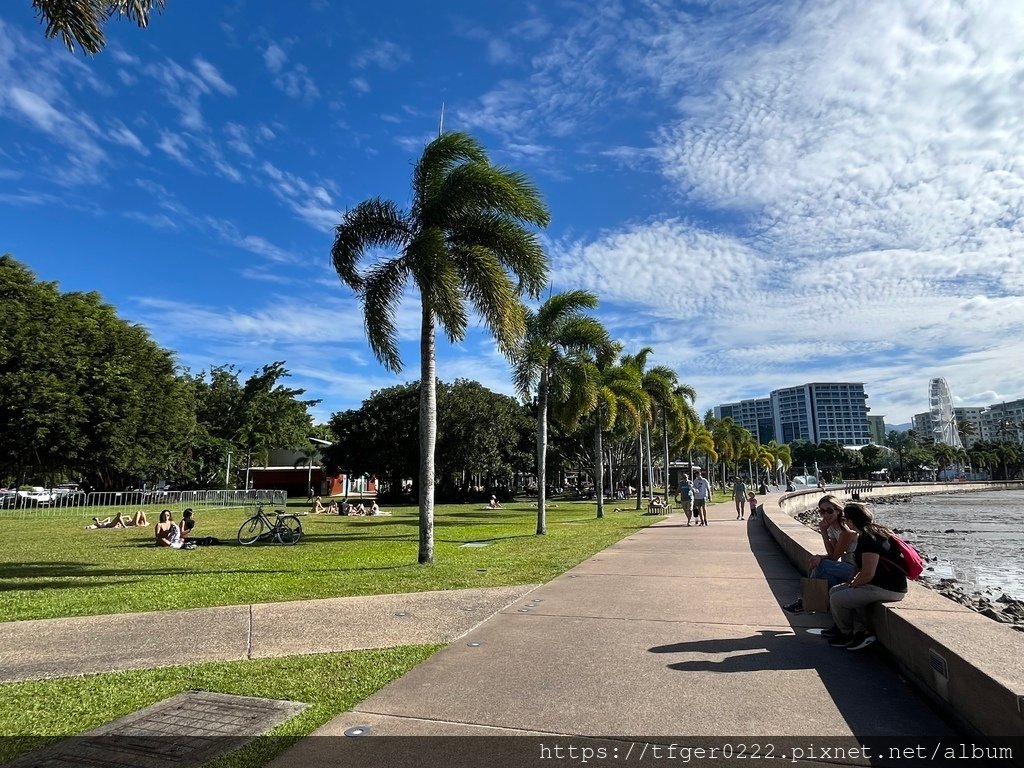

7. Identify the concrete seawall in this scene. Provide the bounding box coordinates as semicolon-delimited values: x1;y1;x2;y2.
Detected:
761;482;1024;741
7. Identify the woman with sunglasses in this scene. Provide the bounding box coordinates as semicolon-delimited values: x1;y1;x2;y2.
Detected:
783;495;857;613
826;502;908;650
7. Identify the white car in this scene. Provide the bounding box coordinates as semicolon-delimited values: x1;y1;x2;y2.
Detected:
17;487;57;506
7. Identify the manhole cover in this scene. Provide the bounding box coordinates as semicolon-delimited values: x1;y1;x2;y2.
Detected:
6;691;308;768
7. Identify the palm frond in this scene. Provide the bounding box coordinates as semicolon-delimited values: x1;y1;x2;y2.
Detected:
332;198;411;291
412;132;488;218
536;290;599;331
408;232;468;343
435;163;550;227
361;259;411;373
452;212;548;298
455;245;526;359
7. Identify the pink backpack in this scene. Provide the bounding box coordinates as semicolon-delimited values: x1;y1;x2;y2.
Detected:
886;535;925;580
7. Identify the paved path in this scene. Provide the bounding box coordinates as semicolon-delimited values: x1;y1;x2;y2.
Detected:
0;585;537;682
269;498;956;767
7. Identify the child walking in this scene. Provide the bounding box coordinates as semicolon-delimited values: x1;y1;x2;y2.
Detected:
747;491;758;519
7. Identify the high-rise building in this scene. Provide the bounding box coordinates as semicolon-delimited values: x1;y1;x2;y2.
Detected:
952;407;984;448
714;398;774;443
716;383;871;446
771;383;871;446
979;399;1024;443
867;415;886;445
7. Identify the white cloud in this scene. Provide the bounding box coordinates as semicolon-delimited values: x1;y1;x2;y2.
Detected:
263;43;288;74
353;40;410;70
109;124;149;155
350;77;371;94
192;57;236;96
156;131;192;166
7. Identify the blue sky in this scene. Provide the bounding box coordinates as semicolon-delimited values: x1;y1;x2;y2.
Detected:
3;0;1024;427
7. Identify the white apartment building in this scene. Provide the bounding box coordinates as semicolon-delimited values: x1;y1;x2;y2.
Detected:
716;383;871;447
912;402;1022;446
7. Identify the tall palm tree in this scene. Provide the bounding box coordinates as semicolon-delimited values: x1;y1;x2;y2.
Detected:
513;290;609;534
660;382;697;497
572;345;645;518
332;131;549;563
620;349;664;509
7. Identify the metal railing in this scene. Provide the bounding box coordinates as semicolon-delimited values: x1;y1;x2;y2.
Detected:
0;489;288;519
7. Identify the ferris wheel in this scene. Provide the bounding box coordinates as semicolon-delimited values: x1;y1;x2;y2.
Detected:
928;378;963;449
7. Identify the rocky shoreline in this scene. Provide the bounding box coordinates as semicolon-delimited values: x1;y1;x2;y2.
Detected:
794;507;1024;632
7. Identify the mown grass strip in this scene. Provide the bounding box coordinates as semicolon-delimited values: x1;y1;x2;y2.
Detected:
0;645;441;767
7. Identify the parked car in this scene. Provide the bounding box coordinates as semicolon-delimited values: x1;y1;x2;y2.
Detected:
17;487;58;506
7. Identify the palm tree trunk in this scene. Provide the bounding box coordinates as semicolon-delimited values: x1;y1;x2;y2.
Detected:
644;420;654;500
595;417;605;519
536;366;549;535
418;304;436;564
635;432;644;509
607;446;614;500
662;409;670;501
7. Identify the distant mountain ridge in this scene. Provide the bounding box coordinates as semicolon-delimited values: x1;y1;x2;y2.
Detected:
887;422;912;433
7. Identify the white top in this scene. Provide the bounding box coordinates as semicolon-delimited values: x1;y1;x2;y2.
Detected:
692;477;713;500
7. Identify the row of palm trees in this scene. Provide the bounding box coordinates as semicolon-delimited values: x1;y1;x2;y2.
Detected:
329;130;790;564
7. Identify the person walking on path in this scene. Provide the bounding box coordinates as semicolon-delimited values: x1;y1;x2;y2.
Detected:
732;477;747;520
678;476;695;525
691;468;712;526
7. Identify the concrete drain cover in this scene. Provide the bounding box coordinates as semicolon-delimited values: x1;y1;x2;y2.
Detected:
7;691;307;768
460;541;491;548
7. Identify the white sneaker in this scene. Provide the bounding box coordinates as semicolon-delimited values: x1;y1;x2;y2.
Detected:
846;633;877;651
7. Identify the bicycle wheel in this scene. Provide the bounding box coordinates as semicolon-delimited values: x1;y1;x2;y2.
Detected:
275;515;303;545
238;516;266;545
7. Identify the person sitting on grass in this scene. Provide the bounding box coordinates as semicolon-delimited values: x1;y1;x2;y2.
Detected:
327;500;339;514
155;509;183;548
180;508;195;541
311;496;326;514
350;502;367;515
488;495;502;509
87;510;148;529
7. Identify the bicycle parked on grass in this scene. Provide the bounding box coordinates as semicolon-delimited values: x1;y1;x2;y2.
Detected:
237;504;303;545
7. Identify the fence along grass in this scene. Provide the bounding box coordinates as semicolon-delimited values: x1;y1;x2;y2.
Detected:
0;489;288;519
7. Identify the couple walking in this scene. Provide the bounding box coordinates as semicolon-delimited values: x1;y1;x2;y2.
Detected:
678;468;713;526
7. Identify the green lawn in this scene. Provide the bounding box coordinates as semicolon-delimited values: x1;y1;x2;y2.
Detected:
1;500;664;621
0;645;440;766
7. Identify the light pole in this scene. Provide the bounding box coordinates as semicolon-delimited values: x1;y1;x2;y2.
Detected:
225;450;232;489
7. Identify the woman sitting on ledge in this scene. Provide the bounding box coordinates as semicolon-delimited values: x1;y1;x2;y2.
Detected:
826;502;908;651
783;495;856;613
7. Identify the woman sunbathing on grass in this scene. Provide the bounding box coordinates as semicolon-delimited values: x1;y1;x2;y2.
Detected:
87;510;148;529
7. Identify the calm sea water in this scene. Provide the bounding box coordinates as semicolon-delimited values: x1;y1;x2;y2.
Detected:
871;490;1024;599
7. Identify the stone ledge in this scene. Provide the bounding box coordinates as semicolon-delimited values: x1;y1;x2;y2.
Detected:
762;483;1024;740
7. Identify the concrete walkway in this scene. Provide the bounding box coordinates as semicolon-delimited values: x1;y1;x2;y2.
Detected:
0;585;537;682
269;498;957;767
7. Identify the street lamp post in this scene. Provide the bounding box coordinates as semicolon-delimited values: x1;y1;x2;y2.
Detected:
225;450;232;489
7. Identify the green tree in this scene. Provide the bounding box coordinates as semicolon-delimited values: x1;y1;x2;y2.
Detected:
513;290;609;534
331;131;549;562
884;430;917;481
0;255;194;489
32;0;166;54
